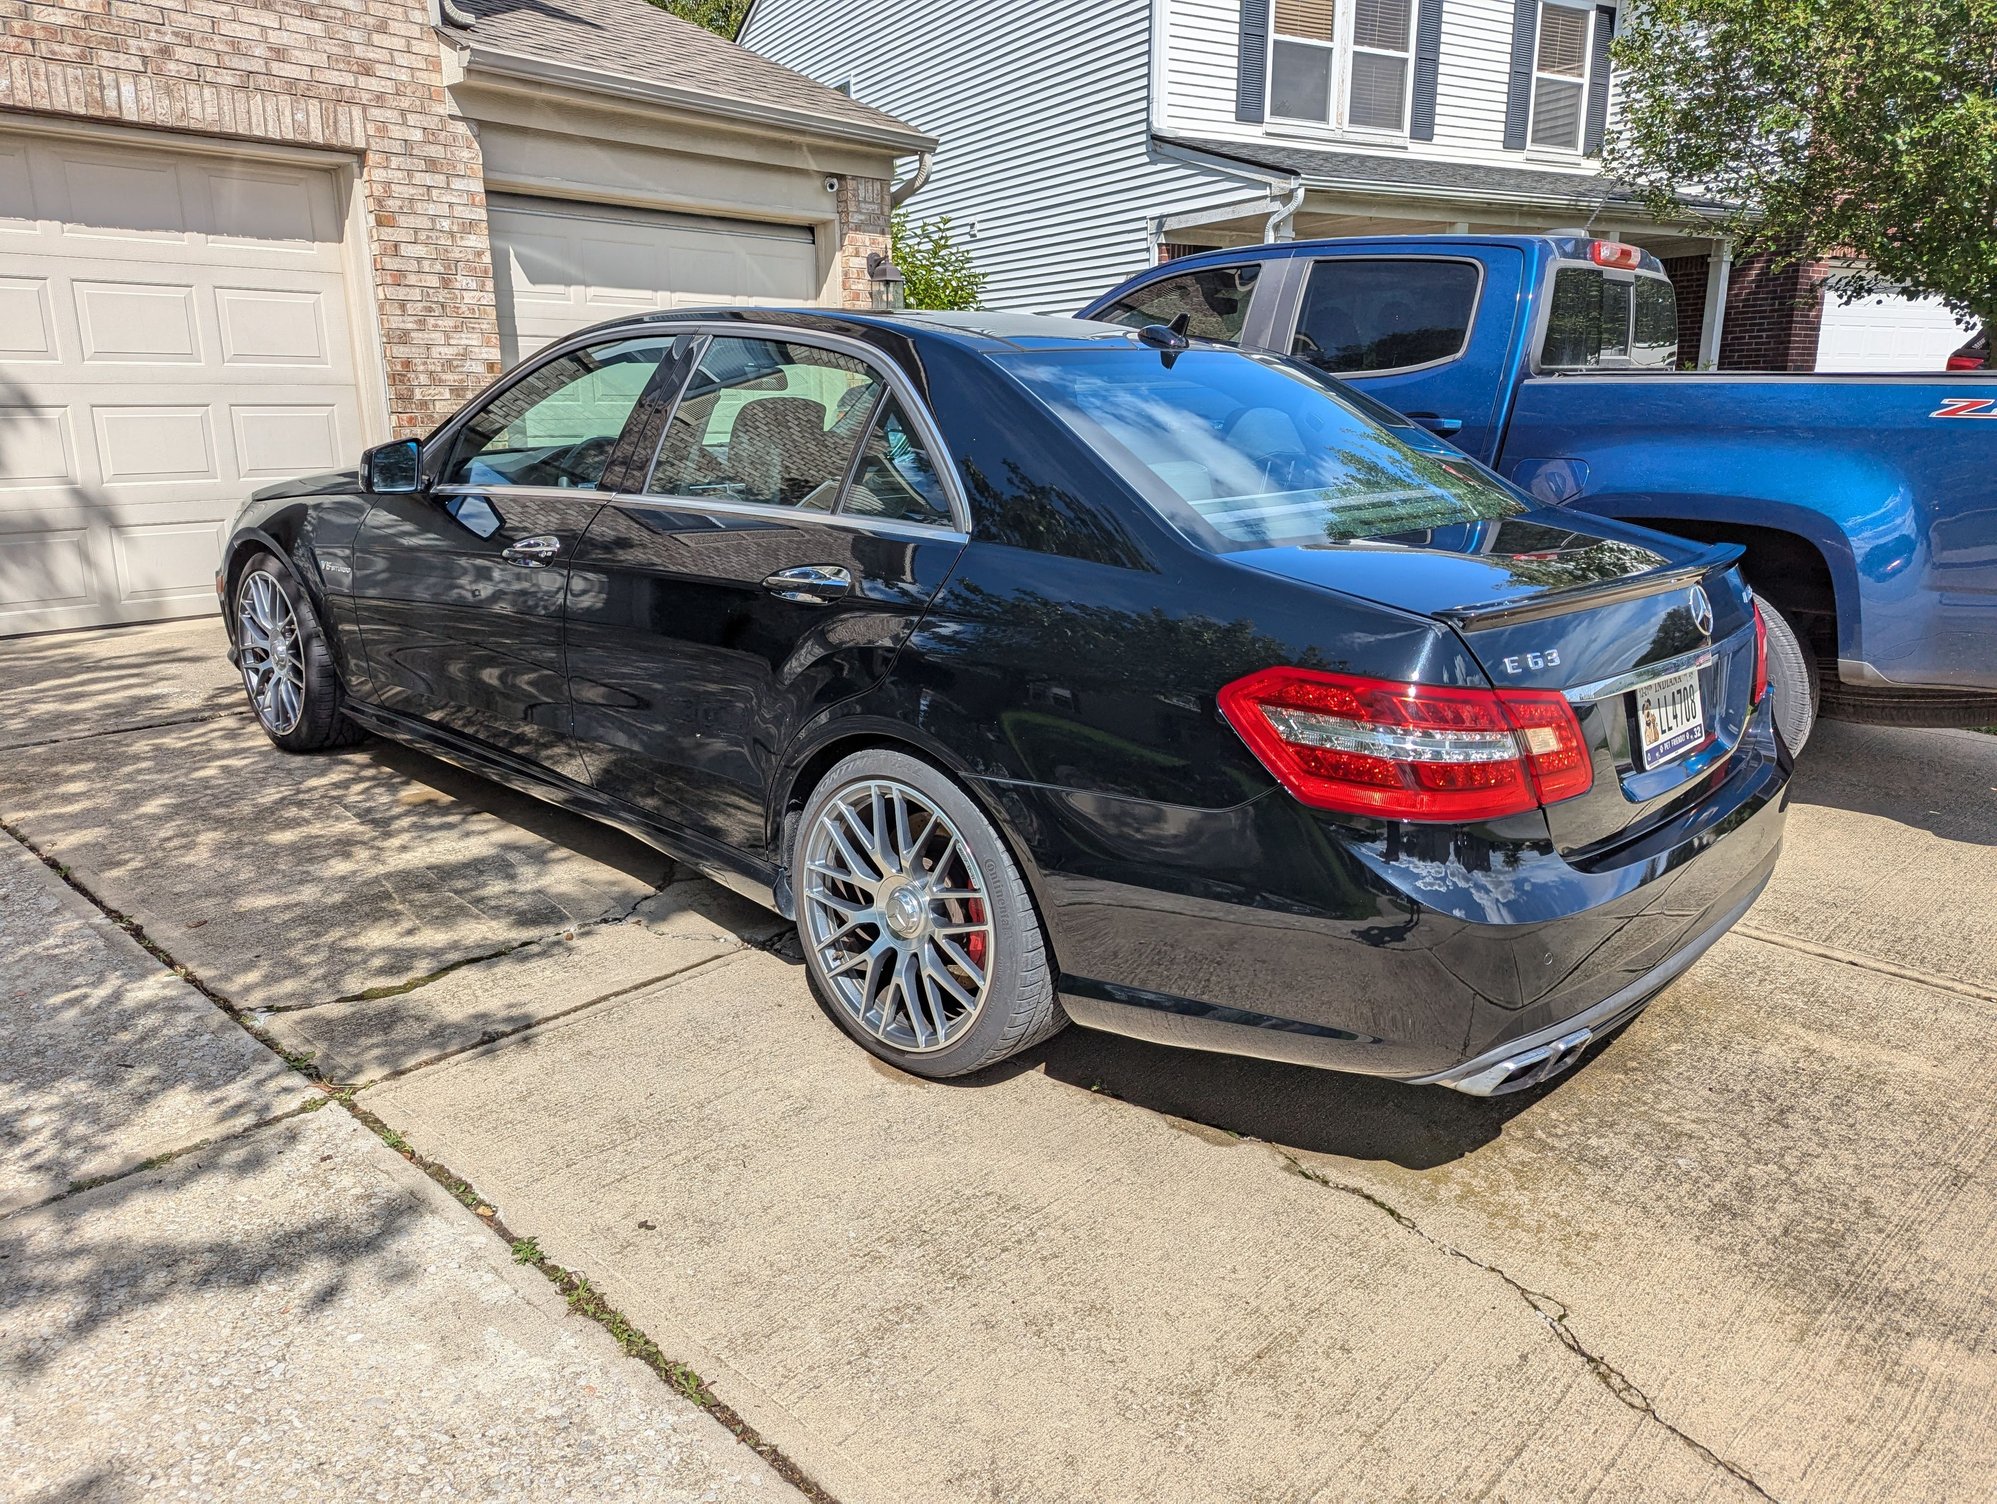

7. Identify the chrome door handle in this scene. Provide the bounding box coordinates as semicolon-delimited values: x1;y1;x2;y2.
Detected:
502;534;563;568
762;564;852;603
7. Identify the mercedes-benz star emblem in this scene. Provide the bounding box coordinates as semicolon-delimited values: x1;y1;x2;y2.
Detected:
1689;585;1714;637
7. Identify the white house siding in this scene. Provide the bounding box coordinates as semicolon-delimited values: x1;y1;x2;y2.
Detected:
1159;0;1616;178
742;0;1265;312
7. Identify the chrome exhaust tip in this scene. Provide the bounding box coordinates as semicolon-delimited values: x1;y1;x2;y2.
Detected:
1447;1027;1593;1097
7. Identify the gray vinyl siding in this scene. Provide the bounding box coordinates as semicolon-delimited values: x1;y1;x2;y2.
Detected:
741;0;1261;312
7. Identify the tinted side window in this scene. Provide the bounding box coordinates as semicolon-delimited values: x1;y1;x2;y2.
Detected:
1291;259;1481;374
1095;265;1262;344
843;397;954;525
446;338;666;488
646;337;881;510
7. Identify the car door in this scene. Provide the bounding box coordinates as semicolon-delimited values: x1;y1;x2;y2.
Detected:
349;334;671;782
564;329;968;863
1276;252;1523;459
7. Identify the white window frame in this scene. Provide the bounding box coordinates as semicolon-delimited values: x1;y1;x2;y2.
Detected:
1526;0;1596;156
1266;0;1418;141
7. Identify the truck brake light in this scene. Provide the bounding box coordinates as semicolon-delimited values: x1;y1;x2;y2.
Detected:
1590;241;1645;271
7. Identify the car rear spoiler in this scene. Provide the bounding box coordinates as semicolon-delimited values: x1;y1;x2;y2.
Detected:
1433;542;1743;631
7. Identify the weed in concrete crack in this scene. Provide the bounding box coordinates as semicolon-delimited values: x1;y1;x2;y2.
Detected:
510;1236;542;1265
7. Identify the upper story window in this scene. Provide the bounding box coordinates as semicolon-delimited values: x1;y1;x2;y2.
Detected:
1269;0;1416;134
1529;2;1594;151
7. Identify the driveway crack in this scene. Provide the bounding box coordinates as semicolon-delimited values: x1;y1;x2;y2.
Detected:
1276;1150;1781;1503
0;707;245;752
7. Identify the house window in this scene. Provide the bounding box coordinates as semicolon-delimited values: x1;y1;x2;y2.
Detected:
1270;0;1337;124
1348;0;1414;131
1529;3;1593;151
1269;0;1416;133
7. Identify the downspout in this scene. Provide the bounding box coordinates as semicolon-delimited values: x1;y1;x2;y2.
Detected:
890;152;932;210
434;0;476;28
1265;178;1305;243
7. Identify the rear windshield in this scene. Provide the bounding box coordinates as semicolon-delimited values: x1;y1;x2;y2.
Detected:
1540;267;1679;370
1001;347;1523;552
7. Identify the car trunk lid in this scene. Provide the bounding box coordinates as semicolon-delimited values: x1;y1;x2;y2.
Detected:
1230;512;1761;855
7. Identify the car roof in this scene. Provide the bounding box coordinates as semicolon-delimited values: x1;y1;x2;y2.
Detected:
564;305;1149;354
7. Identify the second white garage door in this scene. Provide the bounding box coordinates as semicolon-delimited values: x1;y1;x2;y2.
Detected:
488;194;821;366
1817;286;1973;372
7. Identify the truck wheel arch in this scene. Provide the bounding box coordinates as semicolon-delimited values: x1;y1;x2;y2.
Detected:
1618;516;1841;657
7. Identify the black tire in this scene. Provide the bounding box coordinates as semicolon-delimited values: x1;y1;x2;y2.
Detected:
1756;596;1818;754
794;748;1065;1078
232;551;367;753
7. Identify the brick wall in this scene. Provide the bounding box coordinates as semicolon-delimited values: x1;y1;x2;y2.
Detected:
0;0;501;433
1718;250;1830;372
1661;254;1709;369
836;172;890;310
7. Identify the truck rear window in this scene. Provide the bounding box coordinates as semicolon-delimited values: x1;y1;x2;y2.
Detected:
1001;347;1522;552
1541;267;1678;370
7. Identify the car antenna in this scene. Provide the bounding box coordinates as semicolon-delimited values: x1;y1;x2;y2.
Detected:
1138;312;1193;364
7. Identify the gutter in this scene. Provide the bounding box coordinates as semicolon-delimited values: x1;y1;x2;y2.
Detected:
462;45;938;156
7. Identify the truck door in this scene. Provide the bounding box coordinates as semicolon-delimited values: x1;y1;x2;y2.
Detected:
1274;249;1527;463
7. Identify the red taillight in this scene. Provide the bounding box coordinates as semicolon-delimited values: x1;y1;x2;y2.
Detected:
1946;354;1983;370
1751;600;1770;705
1217;667;1593;822
1590;240;1644;270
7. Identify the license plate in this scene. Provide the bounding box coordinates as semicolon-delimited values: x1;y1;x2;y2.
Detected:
1635;668;1705;768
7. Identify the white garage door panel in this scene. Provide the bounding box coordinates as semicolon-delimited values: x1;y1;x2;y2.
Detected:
489;194;821;365
1817;287;1973;373
0;129;365;636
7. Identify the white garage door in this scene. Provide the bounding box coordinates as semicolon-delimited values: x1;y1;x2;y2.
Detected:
488;194;820;366
1817;286;1974;372
0;130;366;637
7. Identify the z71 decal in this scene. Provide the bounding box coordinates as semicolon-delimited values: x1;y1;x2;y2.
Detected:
1931;396;1997;420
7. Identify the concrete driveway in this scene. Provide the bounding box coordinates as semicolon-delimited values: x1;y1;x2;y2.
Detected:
4;617;1993;1503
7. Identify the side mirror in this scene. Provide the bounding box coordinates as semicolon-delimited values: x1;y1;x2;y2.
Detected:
363;438;423;494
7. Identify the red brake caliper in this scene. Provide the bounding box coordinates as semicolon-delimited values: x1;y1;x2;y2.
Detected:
965;900;987;970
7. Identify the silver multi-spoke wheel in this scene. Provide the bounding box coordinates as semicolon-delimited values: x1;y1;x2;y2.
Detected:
237;569;305;736
802;777;994;1054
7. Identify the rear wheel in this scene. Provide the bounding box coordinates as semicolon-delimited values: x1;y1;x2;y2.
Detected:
795;749;1064;1078
1756;597;1818;754
234;552;366;753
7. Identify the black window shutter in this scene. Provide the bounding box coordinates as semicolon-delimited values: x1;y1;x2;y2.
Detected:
1581;6;1615;155
1502;0;1539;150
1409;0;1446;141
1237;0;1270;123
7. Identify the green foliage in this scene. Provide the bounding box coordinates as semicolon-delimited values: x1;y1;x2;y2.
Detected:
652;0;748;39
1606;0;1997;353
890;212;988;311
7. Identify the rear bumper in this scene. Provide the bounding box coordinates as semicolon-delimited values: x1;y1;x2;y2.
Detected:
1027;712;1788;1086
1407;866;1768;1095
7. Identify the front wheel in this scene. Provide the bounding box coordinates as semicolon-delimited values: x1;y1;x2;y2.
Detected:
794;749;1065;1078
233;552;366;752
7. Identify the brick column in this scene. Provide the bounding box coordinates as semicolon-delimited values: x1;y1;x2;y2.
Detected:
1718;251;1832;372
836;172;891;310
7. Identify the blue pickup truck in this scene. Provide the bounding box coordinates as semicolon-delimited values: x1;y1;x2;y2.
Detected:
1083;236;1997;748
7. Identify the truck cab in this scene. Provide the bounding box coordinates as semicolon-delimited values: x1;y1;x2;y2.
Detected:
1084;236;1997;744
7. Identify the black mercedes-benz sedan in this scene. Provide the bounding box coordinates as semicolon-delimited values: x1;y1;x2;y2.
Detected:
219;309;1788;1096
